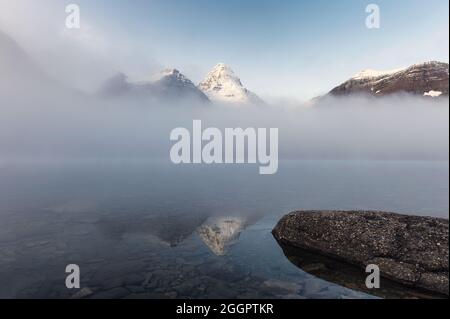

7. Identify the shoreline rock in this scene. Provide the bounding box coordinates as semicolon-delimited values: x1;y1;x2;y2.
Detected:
272;211;449;297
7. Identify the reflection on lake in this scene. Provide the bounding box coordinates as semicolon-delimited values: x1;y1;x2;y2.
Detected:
0;160;448;299
275;242;446;299
198;216;254;256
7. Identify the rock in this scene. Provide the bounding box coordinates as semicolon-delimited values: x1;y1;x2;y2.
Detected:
127;285;146;294
276;243;422;299
142;273;157;289
164;291;178;299
123;273;144;286
261;279;302;295
272;211;449;296
90;287;130;299
70;287;94;299
280;294;307;299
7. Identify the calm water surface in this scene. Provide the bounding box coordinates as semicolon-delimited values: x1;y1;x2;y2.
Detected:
0;160;448;299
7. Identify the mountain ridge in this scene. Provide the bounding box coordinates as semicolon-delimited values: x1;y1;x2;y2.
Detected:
0;29;47;83
329;61;449;98
98;63;265;105
98;68;209;103
1;29;448;103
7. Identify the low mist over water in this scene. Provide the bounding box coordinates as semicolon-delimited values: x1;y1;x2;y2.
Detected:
0;88;448;162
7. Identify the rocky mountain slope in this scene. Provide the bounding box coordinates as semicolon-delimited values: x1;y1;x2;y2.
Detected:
329;61;449;98
98;69;209;103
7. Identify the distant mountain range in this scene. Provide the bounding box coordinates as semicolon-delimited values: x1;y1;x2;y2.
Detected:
100;61;449;104
98;69;210;103
98;63;263;105
1;29;448;104
329;61;449;98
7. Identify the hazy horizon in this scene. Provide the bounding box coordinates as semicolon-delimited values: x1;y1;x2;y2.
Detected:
0;0;448;163
0;0;448;100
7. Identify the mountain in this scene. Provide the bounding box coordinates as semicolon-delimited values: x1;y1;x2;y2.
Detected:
0;29;82;99
98;69;209;103
198;63;263;105
153;69;210;102
0;29;47;85
95;212;209;247
329;61;449;98
97;72;132;97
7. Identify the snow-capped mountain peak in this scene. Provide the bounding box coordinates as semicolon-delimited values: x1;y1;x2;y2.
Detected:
201;63;241;84
198;63;263;105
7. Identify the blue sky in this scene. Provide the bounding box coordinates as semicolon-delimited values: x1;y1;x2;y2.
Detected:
1;0;449;99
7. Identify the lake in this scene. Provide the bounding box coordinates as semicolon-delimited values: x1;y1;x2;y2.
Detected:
0;160;448;299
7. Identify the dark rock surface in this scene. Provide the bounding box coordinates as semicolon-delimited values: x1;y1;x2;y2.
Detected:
277;243;443;299
272;211;449;296
329;61;449;98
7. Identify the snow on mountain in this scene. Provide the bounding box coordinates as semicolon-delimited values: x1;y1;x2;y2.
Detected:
150;68;192;84
423;90;443;97
151;68;210;102
330;61;449;98
198;63;263;105
351;67;406;80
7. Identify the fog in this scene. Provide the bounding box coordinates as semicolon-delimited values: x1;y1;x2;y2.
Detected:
1;13;448;165
0;78;448;164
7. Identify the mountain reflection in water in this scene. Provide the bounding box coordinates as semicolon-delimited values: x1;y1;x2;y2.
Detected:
0;161;447;298
198;216;251;256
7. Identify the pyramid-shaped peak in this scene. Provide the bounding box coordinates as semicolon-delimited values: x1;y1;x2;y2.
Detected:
200;63;242;88
212;63;234;71
208;63;238;78
198;63;263;105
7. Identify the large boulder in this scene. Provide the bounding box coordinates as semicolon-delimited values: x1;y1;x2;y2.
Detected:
272;211;449;296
